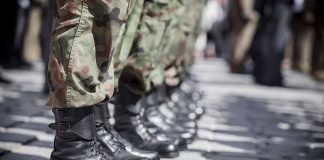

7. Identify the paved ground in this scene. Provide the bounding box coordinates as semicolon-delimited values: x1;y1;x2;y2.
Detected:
0;58;324;160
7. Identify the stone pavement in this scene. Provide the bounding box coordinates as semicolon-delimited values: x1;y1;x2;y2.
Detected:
0;58;324;160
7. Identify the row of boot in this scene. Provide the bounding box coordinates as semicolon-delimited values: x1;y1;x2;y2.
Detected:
50;78;205;160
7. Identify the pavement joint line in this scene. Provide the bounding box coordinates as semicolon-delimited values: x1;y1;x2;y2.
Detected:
0;141;52;159
189;139;257;154
308;142;324;149
198;123;250;132
294;123;324;132
0;90;21;99
199;84;323;103
198;130;259;143
0;127;54;142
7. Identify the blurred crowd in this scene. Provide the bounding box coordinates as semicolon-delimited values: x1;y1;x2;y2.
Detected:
200;0;324;86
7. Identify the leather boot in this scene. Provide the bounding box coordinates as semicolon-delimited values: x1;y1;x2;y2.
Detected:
145;86;197;143
49;106;112;160
180;78;206;113
183;72;205;99
110;128;160;160
144;87;188;150
95;104;159;160
167;84;205;119
145;104;197;144
145;87;197;128
114;85;179;158
159;101;198;126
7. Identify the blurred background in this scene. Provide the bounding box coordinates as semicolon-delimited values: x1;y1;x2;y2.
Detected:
0;0;324;159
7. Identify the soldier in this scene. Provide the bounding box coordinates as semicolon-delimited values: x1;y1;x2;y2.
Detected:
112;0;186;158
47;0;158;159
112;0;205;157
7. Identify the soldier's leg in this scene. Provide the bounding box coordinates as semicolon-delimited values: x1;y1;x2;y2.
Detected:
148;2;208;146
47;1;154;160
138;0;206;146
111;0;161;159
180;0;207;99
113;0;189;158
161;0;205;114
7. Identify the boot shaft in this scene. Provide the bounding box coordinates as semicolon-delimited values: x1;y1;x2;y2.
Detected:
50;106;96;140
50;106;113;160
115;84;143;115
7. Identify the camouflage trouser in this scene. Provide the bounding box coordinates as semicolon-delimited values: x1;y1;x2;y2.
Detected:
163;0;205;86
47;0;133;108
115;0;205;93
116;0;183;95
113;0;144;89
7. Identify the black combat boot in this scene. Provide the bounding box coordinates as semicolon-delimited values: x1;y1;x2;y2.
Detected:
153;84;199;126
110;128;160;160
143;119;188;151
144;86;187;151
114;85;179;158
49;106;112;160
144;87;195;145
95;104;159;160
145;104;197;144
166;84;205;119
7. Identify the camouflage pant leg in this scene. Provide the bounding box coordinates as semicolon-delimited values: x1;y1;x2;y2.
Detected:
118;0;181;95
163;0;205;86
113;0;144;88
181;0;205;70
47;0;131;108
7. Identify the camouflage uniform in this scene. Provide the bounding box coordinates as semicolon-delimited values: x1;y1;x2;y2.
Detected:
162;0;205;86
113;0;144;90
114;0;204;94
47;0;134;108
116;0;184;95
47;0;204;108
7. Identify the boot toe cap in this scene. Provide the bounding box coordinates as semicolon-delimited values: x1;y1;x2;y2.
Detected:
156;143;179;158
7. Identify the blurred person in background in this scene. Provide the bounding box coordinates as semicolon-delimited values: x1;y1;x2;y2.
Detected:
6;0;32;70
287;0;324;81
248;0;294;86
201;0;229;58
0;0;52;84
229;0;258;74
290;0;312;73
310;0;324;80
0;0;26;83
200;0;258;74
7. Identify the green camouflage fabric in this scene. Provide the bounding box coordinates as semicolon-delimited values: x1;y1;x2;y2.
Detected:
117;0;184;95
115;0;205;93
47;0;134;108
183;0;205;69
163;0;205;86
113;0;144;88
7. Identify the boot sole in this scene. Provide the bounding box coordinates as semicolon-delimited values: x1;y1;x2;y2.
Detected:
159;151;179;158
178;144;188;151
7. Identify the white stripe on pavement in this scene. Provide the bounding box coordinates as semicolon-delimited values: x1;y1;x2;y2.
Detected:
0;141;52;159
0;127;54;142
